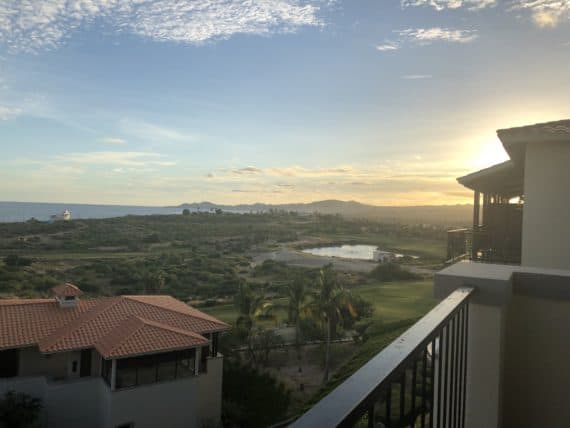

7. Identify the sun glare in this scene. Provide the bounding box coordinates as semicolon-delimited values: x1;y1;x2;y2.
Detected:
469;137;510;170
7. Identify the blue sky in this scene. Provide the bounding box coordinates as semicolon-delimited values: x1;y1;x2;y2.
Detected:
0;0;569;206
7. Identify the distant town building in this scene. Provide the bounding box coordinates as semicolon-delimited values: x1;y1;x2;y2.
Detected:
372;249;395;263
50;209;71;222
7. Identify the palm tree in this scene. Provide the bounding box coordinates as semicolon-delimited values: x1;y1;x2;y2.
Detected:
287;274;309;369
308;264;351;385
234;280;273;366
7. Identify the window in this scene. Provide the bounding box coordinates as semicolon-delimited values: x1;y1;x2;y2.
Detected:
71;360;78;373
114;349;197;390
64;296;76;301
115;423;134;428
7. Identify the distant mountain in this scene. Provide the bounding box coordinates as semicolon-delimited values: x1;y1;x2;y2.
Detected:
174;200;472;226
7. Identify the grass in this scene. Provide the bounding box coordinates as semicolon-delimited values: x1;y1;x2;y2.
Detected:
203;279;435;327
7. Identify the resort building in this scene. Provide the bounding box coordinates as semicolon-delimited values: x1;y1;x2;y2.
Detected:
0;283;229;428
293;119;570;428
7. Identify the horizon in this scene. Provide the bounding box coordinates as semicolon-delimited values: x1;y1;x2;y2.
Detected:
1;1;569;206
1;198;473;209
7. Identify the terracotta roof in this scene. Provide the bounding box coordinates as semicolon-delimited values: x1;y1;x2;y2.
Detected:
52;283;83;297
95;316;208;359
0;295;229;359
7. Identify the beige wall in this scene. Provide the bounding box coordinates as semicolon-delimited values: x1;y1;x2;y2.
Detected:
197;356;224;427
522;141;570;270
464;303;505;428
503;294;570;428
4;350;224;428
111;376;200;428
18;347;81;380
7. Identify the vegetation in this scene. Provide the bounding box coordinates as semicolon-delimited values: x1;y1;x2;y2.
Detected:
0;211;443;425
369;262;422;282
222;360;290;428
0;391;42;428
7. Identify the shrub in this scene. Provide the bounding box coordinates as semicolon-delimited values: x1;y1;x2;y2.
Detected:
369;262;421;282
3;255;33;268
0;391;42;428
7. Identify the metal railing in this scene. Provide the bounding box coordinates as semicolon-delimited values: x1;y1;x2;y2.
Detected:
446;229;471;264
292;288;474;428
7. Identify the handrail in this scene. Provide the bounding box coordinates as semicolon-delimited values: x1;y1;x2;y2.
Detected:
292;287;474;428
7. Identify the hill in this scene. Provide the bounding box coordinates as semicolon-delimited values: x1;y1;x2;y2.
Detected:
175;200;472;226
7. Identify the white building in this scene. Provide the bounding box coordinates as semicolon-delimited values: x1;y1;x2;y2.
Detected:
372;249;395;263
0;283;229;428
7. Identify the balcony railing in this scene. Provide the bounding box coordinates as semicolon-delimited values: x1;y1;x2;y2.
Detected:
292;288;474;428
446;229;471;263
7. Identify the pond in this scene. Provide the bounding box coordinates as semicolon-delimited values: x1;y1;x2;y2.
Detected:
301;245;399;261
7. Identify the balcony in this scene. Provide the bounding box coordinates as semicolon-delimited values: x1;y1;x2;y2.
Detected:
292;261;570;428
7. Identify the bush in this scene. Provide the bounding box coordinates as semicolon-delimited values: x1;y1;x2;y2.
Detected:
369;262;420;282
3;255;33;268
0;391;42;428
222;360;290;428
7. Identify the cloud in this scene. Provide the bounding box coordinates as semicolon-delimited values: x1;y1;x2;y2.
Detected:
508;1;569;27
0;0;332;54
232;166;263;175
100;136;127;145
397;28;478;44
120;119;195;143
376;41;399;51
401;0;496;11
0;105;22;120
402;74;432;79
377;27;477;53
55;151;175;167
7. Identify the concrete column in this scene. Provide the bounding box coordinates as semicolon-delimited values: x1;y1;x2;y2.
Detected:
195;347;201;375
435;262;514;428
110;359;117;391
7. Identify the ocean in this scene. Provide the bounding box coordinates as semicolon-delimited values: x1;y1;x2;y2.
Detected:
0;202;187;223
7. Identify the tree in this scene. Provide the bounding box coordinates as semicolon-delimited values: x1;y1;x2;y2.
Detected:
182;208;190;216
287;274;309;368
144;270;165;294
308;264;352;384
3;255;33;268
0;391;42;428
234;281;273;366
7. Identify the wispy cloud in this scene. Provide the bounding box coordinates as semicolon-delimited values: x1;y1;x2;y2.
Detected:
401;0;496;11
402;74;433;79
120;119;194;143
55;151;175;167
397;28;478;44
232;166;263;175
0;105;22;120
100;137;127;145
510;1;570;28
0;0;333;54
377;27;477;53
376;41;400;51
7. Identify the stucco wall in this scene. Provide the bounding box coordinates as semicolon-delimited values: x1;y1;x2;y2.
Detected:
196;356;224;427
111;376;200;428
18;347;81;380
522;141;570;269
503;294;570;428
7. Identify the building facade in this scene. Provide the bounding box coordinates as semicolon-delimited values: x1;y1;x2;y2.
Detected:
0;284;229;428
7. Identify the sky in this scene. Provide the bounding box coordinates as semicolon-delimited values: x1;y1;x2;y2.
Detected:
0;0;569;207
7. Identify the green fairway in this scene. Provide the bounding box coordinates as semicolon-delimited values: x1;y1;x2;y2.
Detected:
203;279;436;327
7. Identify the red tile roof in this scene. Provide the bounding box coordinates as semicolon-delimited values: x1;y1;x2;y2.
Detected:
95;316;208;359
0;294;229;359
